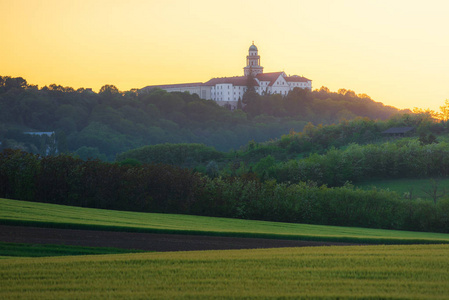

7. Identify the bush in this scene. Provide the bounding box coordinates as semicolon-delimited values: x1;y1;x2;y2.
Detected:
271;141;449;186
116;143;225;167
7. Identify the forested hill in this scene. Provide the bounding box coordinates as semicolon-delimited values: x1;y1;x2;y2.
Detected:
0;76;403;160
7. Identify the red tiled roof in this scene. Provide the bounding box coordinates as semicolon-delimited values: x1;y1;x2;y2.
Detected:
142;82;204;90
203;76;258;86
257;72;285;86
255;72;284;82
255;72;285;87
285;75;311;82
141;72;312;91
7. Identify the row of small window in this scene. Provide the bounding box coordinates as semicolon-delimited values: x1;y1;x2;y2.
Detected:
213;87;306;96
215;97;236;101
274;81;308;87
212;86;247;90
212;91;244;95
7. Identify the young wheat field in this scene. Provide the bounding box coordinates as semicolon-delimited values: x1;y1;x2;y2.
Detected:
1;244;449;299
2;198;449;298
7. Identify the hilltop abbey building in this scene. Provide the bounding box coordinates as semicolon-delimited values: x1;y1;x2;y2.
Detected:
141;43;312;108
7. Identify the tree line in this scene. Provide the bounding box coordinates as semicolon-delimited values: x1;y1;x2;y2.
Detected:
118;112;449;183
1;149;448;233
0;76;404;160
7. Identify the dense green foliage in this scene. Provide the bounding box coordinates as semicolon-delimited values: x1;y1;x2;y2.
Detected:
269;140;449;186
0;76;402;160
272;111;441;157
117;113;449;180
116;143;225;168
357;178;449;202
0;242;143;258
4;198;449;244
116;118;449;196
2;245;449;299
2;150;449;233
0;149;202;213
243;86;400;121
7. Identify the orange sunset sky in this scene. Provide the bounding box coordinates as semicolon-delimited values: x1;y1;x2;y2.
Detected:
1;0;448;111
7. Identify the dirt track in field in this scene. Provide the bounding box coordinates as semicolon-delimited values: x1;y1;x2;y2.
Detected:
0;225;355;252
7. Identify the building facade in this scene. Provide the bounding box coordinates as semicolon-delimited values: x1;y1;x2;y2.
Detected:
141;43;312;109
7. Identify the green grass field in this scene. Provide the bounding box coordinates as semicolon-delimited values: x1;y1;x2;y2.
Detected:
2;198;449;244
1;244;449;299
3;198;449;299
357;178;449;200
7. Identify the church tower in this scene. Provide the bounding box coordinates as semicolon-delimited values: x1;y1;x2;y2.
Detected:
244;42;264;76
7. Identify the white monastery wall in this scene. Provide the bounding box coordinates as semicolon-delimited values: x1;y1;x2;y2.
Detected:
141;43;312;109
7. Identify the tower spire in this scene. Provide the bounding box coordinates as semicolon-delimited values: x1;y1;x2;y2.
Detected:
244;42;263;76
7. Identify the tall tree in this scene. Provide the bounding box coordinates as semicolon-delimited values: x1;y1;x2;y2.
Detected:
439;99;449;122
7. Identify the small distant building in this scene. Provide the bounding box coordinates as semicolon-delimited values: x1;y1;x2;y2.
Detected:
382;127;415;137
140;42;312;109
24;131;55;137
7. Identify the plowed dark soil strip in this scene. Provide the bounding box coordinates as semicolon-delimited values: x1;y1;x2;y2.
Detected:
0;225;355;252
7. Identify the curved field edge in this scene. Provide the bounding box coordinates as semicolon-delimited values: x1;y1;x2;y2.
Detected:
1;244;449;299
2;198;449;245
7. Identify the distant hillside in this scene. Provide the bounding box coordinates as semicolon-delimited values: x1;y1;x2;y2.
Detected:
118;112;449;184
0;76;403;160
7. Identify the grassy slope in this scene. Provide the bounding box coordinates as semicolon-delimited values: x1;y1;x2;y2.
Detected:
357;178;449;200
2;198;449;244
1;244;449;299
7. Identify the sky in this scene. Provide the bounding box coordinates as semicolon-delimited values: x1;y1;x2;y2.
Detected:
1;0;448;111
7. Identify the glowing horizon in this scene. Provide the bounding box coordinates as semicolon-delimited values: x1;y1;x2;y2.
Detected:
1;0;448;111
